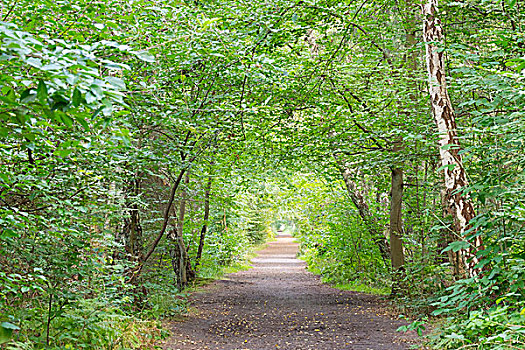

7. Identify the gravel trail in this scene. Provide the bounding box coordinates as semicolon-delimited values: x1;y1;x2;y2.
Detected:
163;234;418;350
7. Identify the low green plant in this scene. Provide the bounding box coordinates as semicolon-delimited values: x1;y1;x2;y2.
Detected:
4;298;164;350
429;305;525;349
397;315;428;337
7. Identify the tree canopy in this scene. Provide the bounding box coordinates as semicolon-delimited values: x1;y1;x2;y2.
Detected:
1;0;524;349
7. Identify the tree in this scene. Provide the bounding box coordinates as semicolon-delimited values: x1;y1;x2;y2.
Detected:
422;0;483;277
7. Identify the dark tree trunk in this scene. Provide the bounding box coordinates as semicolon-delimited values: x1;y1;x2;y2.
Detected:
170;229;189;291
389;166;405;295
119;177;144;262
389;167;405;271
170;172;195;289
195;175;213;270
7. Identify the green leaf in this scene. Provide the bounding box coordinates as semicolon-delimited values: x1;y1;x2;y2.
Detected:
436;163;456;172
0;322;19;344
442;240;469;253
20;88;36;103
37;80;48;105
90;85;104;100
72;88;82;107
133;50;155;62
0;322;19;331
60;114;74;127
74;115;90;131
54;148;73;157
105;76;126;90
440;143;460;151
41;63;62;71
43;108;56;121
26;57;42;68
445;332;467;341
85;92;97;104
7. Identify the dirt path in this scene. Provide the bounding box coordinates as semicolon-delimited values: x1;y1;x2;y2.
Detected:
163;234;418;350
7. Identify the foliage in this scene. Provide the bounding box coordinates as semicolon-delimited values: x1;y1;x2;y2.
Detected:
1;0;525;348
418;1;525;347
269;174;391;292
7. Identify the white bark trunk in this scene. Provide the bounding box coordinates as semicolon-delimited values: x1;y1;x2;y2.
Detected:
339;164;390;263
422;0;483;276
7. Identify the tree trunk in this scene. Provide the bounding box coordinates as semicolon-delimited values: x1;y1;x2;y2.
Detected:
170;229;189;291
389;167;405;272
170;172;194;289
422;0;483;276
128;167;187;284
119;177;144;262
195;175;213;270
437;188;462;276
334;156;390;263
387;0;416;290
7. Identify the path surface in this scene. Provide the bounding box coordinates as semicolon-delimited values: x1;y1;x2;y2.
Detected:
163;234;418;350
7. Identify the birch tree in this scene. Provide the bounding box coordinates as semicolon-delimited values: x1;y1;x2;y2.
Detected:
422;0;483;276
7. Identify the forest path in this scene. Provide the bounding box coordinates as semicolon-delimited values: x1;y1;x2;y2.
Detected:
162;233;418;350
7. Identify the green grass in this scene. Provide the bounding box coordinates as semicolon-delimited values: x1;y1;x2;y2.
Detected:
222;260;253;274
330;282;391;295
299;254;391;295
191;237;272;288
221;238;275;273
310;267;391;295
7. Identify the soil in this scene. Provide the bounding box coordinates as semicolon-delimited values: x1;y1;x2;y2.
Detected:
162;234;420;350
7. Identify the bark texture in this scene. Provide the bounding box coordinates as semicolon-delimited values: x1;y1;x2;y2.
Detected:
389;167;405;272
422;0;483;276
195;175;213;269
120;177;144;262
335;158;390;264
170;172;194;290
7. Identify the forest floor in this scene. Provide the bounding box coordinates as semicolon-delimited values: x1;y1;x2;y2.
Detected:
162;234;420;350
